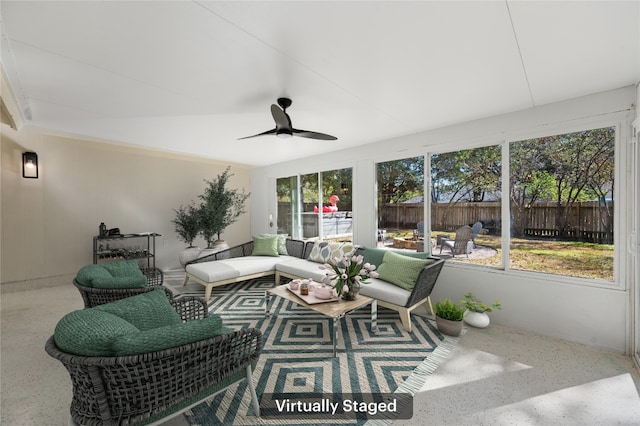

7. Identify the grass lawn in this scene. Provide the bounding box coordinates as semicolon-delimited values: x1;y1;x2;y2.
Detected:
386;229;614;281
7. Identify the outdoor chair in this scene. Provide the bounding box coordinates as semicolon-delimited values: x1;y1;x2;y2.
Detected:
73;260;166;308
471;221;483;247
413;221;425;240
46;289;262;426
440;225;474;257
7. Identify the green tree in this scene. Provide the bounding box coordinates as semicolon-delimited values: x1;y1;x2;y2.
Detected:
198;167;250;247
377;157;424;205
510;127;614;238
430;146;501;229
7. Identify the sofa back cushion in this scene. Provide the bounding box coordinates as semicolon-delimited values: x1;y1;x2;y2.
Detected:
308;241;356;263
362;247;430;268
259;233;289;255
251;234;280;256
376;251;434;291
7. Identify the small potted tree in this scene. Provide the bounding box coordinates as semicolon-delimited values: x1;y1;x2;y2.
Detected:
171;203;202;267
460;292;502;328
197;167;250;253
433;299;465;336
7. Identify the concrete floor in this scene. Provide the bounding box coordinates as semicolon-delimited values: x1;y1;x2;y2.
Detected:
2;283;640;425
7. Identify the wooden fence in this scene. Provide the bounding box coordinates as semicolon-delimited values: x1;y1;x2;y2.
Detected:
380;201;614;243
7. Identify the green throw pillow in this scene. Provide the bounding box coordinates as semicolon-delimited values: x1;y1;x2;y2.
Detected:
95;289;181;331
363;247;431;268
112;314;226;355
260;233;289;255
251;235;280;256
54;308;139;356
376;251;433;291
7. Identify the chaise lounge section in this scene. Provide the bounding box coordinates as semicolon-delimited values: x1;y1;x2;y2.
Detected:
185;237;445;332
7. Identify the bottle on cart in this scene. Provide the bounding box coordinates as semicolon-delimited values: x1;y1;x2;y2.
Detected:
99;222;107;237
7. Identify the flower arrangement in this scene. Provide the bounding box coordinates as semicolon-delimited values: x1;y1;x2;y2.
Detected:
319;254;379;300
460;292;502;313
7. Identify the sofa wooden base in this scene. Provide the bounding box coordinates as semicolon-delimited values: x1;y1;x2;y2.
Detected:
377;296;434;333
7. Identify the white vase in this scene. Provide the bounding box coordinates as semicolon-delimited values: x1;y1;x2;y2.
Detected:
179;247;202;268
463;310;490;328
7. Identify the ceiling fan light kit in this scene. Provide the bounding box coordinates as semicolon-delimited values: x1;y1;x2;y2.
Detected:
239;98;337;141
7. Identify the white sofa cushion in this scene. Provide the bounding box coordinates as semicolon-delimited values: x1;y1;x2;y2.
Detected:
186;256;297;282
275;258;328;282
359;278;411;307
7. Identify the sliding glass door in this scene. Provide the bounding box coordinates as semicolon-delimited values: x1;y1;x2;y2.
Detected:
277;168;352;241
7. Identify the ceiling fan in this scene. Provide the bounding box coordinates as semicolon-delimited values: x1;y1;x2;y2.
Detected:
238;97;337;141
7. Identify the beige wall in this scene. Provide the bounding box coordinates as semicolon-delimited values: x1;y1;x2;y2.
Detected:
1;125;251;292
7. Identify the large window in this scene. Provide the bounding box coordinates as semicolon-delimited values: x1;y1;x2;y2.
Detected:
509;127;615;281
424;126;615;282
376;156;424;250
430;146;502;267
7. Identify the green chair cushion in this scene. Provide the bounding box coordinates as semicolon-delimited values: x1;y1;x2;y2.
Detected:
75;264;112;286
363;246;431;268
102;260;144;278
54;308;140;356
95;289;181;331
251;234;280;256
76;262;147;289
376;251;434;291
112;315;227;355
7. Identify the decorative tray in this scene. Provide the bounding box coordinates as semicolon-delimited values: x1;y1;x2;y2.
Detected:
285;282;339;304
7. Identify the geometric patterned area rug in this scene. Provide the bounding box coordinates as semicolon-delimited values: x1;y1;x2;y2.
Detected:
176;278;463;426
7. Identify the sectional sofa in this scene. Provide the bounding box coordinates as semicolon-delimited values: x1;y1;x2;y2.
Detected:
184;236;445;332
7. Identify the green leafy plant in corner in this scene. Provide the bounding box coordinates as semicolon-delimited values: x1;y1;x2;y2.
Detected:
433;299;465;321
460;292;502;313
171;203;200;248
197;167;250;248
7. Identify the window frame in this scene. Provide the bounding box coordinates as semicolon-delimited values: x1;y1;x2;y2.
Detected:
425;115;629;291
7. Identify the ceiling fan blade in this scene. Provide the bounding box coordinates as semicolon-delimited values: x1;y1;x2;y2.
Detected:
292;129;338;140
271;104;291;130
237;128;277;140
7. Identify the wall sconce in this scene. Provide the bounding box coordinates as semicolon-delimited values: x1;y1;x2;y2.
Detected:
22;151;38;178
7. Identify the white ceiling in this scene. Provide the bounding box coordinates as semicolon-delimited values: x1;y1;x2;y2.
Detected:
1;1;638;167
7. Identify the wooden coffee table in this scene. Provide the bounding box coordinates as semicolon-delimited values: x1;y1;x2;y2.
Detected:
265;284;377;357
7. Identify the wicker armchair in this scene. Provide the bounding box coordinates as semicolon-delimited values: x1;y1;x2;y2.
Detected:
45;296;262;426
74;260;166;308
73;279;173;308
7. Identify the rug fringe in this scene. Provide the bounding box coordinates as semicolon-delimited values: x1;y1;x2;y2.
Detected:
364;331;464;426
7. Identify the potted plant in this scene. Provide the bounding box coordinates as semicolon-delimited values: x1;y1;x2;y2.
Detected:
171;203;202;267
460;292;502;328
197;167;250;251
433;299;465;336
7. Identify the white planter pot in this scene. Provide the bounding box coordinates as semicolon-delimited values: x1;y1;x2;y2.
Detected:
463;310;490;328
179;247;203;268
198;241;230;260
